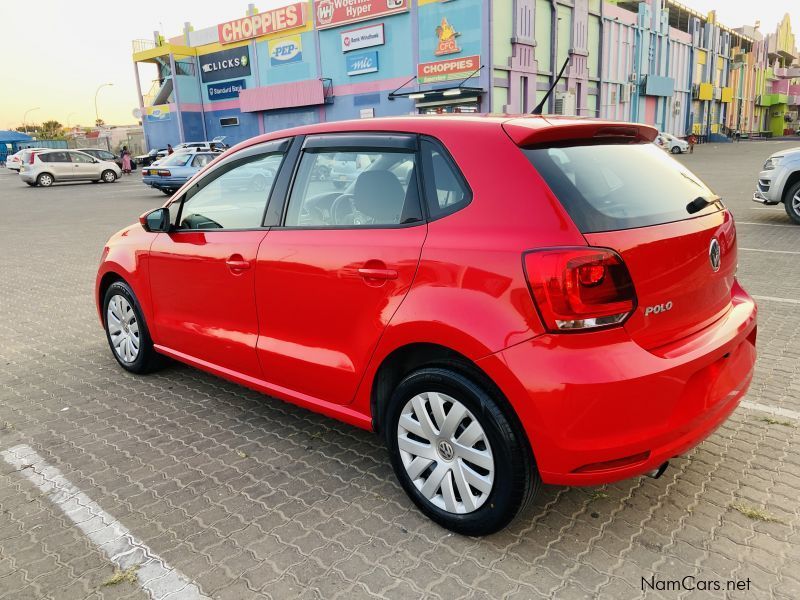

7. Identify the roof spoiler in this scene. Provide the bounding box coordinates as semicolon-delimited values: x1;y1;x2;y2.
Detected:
503;118;658;148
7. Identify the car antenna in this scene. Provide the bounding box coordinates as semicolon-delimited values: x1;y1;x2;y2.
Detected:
531;55;571;115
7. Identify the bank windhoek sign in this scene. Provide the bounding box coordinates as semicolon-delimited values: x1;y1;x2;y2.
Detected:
218;2;307;44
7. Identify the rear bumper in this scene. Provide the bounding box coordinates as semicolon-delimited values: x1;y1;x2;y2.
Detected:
478;281;757;486
143;177;185;190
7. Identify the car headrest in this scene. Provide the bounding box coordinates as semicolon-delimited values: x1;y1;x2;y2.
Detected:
353;170;405;224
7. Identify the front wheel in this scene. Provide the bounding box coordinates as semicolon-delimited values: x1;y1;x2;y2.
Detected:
101;169;117;183
103;281;161;374
671;146;682;154
385;367;539;535
784;182;800;225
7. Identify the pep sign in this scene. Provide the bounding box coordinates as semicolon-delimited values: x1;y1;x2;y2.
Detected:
269;35;303;66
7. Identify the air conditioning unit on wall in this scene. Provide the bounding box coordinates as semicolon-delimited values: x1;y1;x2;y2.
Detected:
621;84;632;103
554;91;576;116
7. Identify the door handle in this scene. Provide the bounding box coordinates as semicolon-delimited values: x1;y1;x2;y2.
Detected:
226;255;251;273
358;267;398;280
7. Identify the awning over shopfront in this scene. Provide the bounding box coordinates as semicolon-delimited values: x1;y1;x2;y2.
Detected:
239;79;332;113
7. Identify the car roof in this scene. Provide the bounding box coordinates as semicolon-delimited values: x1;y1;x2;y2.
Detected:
230;114;658;153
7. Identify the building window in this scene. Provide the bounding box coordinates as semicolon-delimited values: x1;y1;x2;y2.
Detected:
220;117;239;127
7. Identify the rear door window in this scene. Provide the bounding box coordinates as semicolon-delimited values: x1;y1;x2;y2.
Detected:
524;143;719;233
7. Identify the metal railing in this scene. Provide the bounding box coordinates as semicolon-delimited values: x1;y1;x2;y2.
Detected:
132;39;157;53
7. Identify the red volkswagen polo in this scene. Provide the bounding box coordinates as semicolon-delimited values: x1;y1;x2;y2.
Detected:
96;116;756;535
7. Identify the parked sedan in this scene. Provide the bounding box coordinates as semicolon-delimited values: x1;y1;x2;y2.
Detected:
656;132;689;154
6;148;48;171
97;116;756;535
142;152;216;195
20;149;120;186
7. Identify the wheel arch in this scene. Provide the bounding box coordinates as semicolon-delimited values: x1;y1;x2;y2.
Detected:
369;342;531;460
782;170;800;203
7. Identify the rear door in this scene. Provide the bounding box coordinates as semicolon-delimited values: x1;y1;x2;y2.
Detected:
525;142;736;350
254;133;427;405
38;151;71;179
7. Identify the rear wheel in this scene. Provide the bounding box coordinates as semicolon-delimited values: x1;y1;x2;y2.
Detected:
101;169;117;183
103;281;161;374
784;182;800;225
36;173;53;187
385;367;539;535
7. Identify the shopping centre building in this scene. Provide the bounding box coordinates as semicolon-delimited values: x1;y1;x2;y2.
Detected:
131;0;800;150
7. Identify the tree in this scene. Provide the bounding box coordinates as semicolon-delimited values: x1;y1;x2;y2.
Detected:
40;120;63;137
15;124;42;134
95;118;106;127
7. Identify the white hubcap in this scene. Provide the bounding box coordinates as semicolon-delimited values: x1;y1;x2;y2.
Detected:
397;392;494;514
107;295;140;363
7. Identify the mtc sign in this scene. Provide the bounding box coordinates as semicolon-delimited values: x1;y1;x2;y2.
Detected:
218;3;307;44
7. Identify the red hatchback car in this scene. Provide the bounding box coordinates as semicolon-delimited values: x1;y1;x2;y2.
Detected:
96;116;757;535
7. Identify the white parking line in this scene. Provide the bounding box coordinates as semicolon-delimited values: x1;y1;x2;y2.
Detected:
1;445;208;600
752;295;800;305
741;401;800;422
739;247;800;255
736;222;798;228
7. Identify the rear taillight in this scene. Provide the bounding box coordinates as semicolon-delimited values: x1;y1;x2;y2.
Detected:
29;154;37;164
523;247;637;332
157;169;171;176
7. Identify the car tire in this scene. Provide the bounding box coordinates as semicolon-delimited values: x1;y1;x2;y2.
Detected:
102;170;117;183
25;182;35;187
784;181;800;225
161;189;173;196
385;367;540;535
36;173;54;187
103;280;162;374
671;146;681;154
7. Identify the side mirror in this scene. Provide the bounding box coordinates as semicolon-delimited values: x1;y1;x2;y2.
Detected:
139;207;171;233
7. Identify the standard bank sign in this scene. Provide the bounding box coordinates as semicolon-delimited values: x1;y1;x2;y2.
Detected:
199;47;252;83
207;79;246;101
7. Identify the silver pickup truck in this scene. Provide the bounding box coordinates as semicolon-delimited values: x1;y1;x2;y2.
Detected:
753;146;800;224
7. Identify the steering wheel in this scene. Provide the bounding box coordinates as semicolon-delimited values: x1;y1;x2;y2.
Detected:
331;193;355;225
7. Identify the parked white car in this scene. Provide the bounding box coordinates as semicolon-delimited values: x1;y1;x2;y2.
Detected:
19;149;121;187
174;136;228;152
656;133;689;154
6;148;48;171
753;146;800;224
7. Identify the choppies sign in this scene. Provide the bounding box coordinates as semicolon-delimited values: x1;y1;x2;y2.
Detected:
218;2;307;44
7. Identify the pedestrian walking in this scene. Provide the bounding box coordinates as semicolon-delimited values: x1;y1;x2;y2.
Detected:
688;133;697;154
121;146;132;175
167;144;174;155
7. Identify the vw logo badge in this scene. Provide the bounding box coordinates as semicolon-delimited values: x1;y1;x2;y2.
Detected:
437;440;455;461
709;238;721;272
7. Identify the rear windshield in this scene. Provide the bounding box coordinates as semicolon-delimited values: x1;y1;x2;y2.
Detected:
524;143;720;233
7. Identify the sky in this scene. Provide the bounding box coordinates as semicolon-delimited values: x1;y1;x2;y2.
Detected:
0;1;796;130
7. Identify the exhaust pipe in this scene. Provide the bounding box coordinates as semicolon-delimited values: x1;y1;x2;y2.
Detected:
645;461;669;479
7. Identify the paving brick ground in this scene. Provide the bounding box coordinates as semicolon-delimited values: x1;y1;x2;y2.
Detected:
0;140;798;599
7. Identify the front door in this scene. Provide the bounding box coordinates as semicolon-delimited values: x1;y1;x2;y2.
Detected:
148;145;287;378
255;135;427;405
69;151;102;180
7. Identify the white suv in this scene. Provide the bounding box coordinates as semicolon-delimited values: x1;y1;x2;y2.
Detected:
753;147;800;224
20;149;121;187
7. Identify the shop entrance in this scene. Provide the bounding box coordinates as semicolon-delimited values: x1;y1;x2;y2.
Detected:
416;96;481;115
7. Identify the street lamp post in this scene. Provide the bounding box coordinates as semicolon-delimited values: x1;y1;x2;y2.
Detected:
23;107;40;135
94;83;114;125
